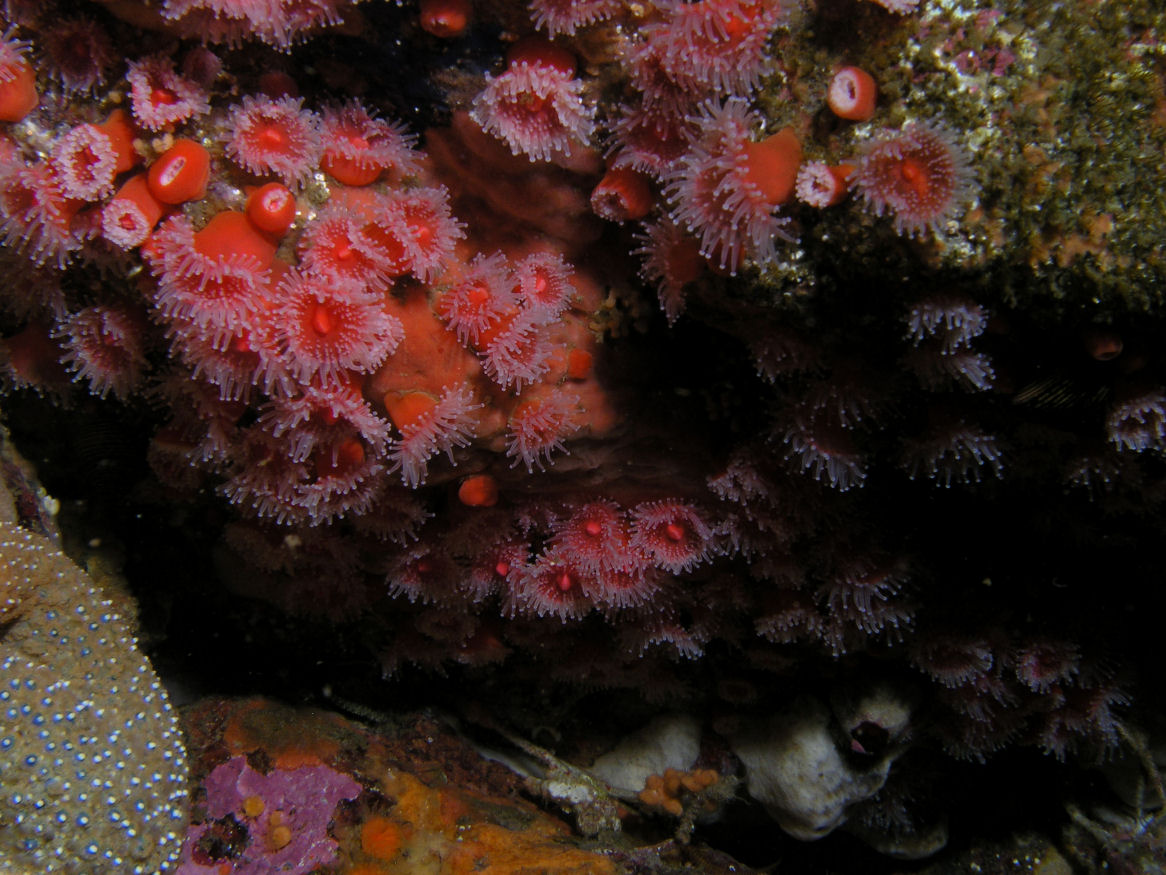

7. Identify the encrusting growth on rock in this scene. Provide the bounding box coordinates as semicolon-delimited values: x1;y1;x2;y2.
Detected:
0;521;189;873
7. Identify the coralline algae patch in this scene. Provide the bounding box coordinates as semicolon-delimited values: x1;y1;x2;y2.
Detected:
0;521;188;874
175;698;618;875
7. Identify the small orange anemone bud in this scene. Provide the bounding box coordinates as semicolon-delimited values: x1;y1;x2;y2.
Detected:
147;138;210;204
385;390;438;431
795;160;853;208
322;155;379;187
591;167;653;222
566;348;593;380
0;38;37;122
102;173;166;249
195;210;277;268
420;0;471;38
95;109;140;174
743;128;802;207
246;182;297;236
828;66;878;122
458;474;499;507
506;35;576;75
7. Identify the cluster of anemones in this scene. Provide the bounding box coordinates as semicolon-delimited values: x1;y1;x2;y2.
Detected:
0;33;230;397
617;0;797;291
898;293;1003;486
708;446;919;656
378;494;717;630
153;0;362;49
460;0;975;325
1;21;485;522
910;627;1126;762
502;0;969;322
150;175;471;523
0;8;1144;805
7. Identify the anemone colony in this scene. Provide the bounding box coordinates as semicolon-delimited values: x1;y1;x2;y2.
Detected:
2;0;1166;870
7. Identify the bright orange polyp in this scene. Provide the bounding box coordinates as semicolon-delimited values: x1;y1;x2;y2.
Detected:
195;210;276;268
246;182;297;236
147;139;210;204
110;172;165;229
309;302;335;337
591;168;653;222
420;0;471;38
0;56;36;121
96;109;139;174
458;474;499;507
321;153;381;186
827;66;878;122
744;128;802;207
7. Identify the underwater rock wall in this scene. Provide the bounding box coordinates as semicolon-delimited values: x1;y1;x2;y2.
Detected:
1;0;1166;870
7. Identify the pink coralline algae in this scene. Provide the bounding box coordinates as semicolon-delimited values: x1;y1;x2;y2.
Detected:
177;756;360;875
